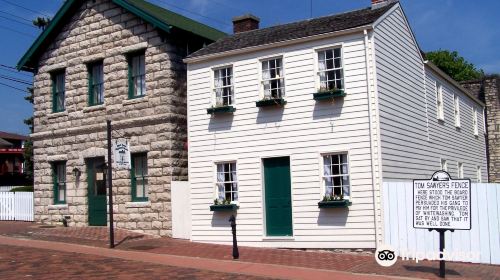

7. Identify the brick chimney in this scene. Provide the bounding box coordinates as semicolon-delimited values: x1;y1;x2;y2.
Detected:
232;14;260;34
371;0;397;9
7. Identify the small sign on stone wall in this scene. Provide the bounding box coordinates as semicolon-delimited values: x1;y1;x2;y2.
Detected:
112;138;131;169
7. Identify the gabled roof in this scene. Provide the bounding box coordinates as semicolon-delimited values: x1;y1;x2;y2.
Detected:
187;3;396;60
17;0;226;72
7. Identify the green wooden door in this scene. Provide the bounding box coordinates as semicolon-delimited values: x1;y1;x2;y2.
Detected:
87;158;107;226
264;157;293;236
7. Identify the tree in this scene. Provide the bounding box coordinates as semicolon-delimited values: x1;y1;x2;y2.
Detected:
425;50;484;82
23;87;34;181
32;17;50;30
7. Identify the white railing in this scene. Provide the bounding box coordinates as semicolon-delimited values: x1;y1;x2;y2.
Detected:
382;182;500;265
0;192;34;221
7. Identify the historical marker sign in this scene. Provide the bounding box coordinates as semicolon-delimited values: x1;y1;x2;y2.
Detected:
413;171;471;230
112;138;131;169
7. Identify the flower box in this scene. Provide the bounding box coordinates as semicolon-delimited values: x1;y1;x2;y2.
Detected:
256;98;287;107
210;204;238;211
318;199;352;208
313;89;346;100
207;105;236;114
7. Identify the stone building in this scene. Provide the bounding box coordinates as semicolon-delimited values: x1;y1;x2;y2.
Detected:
462;76;500;182
16;0;225;236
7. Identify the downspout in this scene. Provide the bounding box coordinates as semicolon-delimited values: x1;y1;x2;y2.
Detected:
363;29;381;248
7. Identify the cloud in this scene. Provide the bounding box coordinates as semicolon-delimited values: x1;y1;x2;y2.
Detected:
188;0;210;15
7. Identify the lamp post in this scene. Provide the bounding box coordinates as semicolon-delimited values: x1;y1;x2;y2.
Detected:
229;214;239;259
107;120;115;248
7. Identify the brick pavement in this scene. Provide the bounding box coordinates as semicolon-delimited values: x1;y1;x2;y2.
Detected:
1;222;499;279
0;245;271;280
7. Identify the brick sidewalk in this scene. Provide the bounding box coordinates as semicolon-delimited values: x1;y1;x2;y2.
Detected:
1;222;499;279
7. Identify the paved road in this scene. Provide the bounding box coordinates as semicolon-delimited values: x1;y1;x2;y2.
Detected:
0;245;272;280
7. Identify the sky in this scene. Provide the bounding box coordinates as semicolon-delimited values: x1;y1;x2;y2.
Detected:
0;0;499;135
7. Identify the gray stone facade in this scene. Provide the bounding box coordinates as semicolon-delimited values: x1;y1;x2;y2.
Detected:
30;0;199;236
462;77;500;183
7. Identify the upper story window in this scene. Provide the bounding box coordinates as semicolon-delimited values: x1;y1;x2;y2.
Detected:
215;162;238;203
454;95;460;127
440;158;447;171
323;153;350;199
261;58;285;99
317;48;344;91
51;70;65;113
476;166;482;183
128;52;146;98
52;161;66;204
213;67;233;107
436;83;444;120
88;61;104;106
457;162;464;179
473;108;478;136
131;153;148;202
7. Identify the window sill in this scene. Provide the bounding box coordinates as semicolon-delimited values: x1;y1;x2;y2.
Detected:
48;111;68;119
83;104;106;112
123;96;148;105
210;204;238;212
126;201;151;208
48;204;68;210
256;98;287;107
318;199;352;208
262;236;295;241
207;105;236;114
313;89;345;100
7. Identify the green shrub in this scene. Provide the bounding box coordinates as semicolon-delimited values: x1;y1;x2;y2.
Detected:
10;186;34;192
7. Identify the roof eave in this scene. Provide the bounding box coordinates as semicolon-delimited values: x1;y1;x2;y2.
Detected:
112;0;172;33
184;25;373;64
424;61;485;107
16;0;77;72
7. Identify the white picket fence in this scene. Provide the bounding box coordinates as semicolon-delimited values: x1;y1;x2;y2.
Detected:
0;192;34;221
0;186;15;192
382;182;500;265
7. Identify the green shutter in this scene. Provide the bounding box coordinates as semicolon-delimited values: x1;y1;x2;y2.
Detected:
52;164;58;204
127;56;134;99
51;74;57;113
87;64;93;106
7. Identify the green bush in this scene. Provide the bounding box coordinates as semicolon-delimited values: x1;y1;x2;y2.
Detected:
10;186;34;192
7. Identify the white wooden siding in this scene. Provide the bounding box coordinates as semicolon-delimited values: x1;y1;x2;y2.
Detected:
187;34;377;248
374;7;487;182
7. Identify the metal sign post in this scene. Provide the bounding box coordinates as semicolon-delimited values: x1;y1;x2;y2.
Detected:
413;171;471;278
107;120;115;248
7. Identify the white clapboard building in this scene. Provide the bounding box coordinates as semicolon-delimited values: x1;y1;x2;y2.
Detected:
184;0;487;248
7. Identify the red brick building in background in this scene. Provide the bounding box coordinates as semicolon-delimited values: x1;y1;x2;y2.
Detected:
0;131;28;186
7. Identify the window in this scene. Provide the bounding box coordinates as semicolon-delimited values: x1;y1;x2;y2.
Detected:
128;52;146;98
88;61;104;106
261;58;285;99
215;162;238;202
131;153;148;201
454;95;460;127
323;153;350;199
317;48;343;91
436;83;444;120
52;162;66;204
476;166;482;183
52;71;65;112
213;67;233;107
440;159;447;172
458;162;463;179
473;108;478;135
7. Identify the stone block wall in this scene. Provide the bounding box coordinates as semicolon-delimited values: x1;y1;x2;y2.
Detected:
462;77;500;183
31;0;190;236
